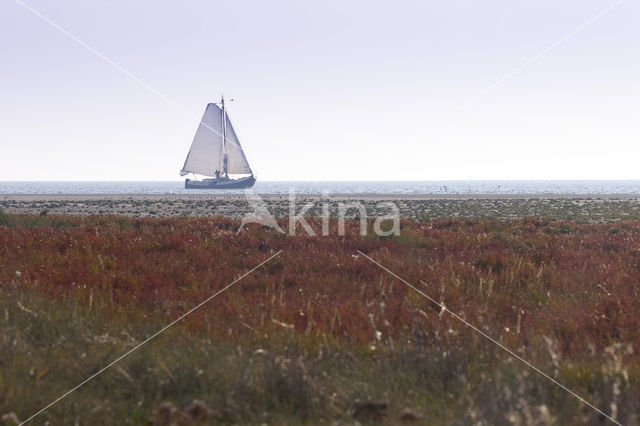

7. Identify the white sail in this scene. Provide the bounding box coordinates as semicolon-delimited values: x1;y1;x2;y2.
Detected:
181;103;224;177
181;101;252;177
224;114;252;174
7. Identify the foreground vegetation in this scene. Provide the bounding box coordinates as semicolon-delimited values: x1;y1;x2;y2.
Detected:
1;212;639;424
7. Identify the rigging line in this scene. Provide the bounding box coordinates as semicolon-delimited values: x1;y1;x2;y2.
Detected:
357;250;623;426
428;0;627;131
13;0;247;157
19;250;284;425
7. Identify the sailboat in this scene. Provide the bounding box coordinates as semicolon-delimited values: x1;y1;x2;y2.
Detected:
180;96;256;189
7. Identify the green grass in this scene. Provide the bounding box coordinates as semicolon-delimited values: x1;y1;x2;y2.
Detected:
4;287;636;425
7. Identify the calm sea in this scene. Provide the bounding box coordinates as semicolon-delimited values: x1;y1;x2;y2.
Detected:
1;181;640;195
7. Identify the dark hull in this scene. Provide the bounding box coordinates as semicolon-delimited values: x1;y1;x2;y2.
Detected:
185;175;256;189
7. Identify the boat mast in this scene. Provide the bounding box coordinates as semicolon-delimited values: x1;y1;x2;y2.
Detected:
221;94;228;177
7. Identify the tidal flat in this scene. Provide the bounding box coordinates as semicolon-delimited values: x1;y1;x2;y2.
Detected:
3;194;640;221
1;211;639;424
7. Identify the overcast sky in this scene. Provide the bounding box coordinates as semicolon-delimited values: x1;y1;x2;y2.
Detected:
1;0;638;181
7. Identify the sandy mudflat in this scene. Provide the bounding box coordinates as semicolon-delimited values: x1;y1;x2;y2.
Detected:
3;193;640;221
2;193;640;202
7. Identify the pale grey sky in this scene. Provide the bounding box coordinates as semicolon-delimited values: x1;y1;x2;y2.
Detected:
1;0;638;181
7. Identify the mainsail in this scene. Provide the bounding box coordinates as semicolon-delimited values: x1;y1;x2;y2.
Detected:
181;102;252;177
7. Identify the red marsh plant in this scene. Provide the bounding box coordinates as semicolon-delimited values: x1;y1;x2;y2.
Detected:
0;215;639;354
1;214;639;424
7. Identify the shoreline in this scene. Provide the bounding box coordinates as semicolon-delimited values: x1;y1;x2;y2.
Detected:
2;193;640;202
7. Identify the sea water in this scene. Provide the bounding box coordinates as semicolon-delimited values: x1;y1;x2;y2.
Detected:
1;181;640;195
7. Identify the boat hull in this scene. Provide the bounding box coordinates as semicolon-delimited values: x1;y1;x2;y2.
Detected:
185;175;256;189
